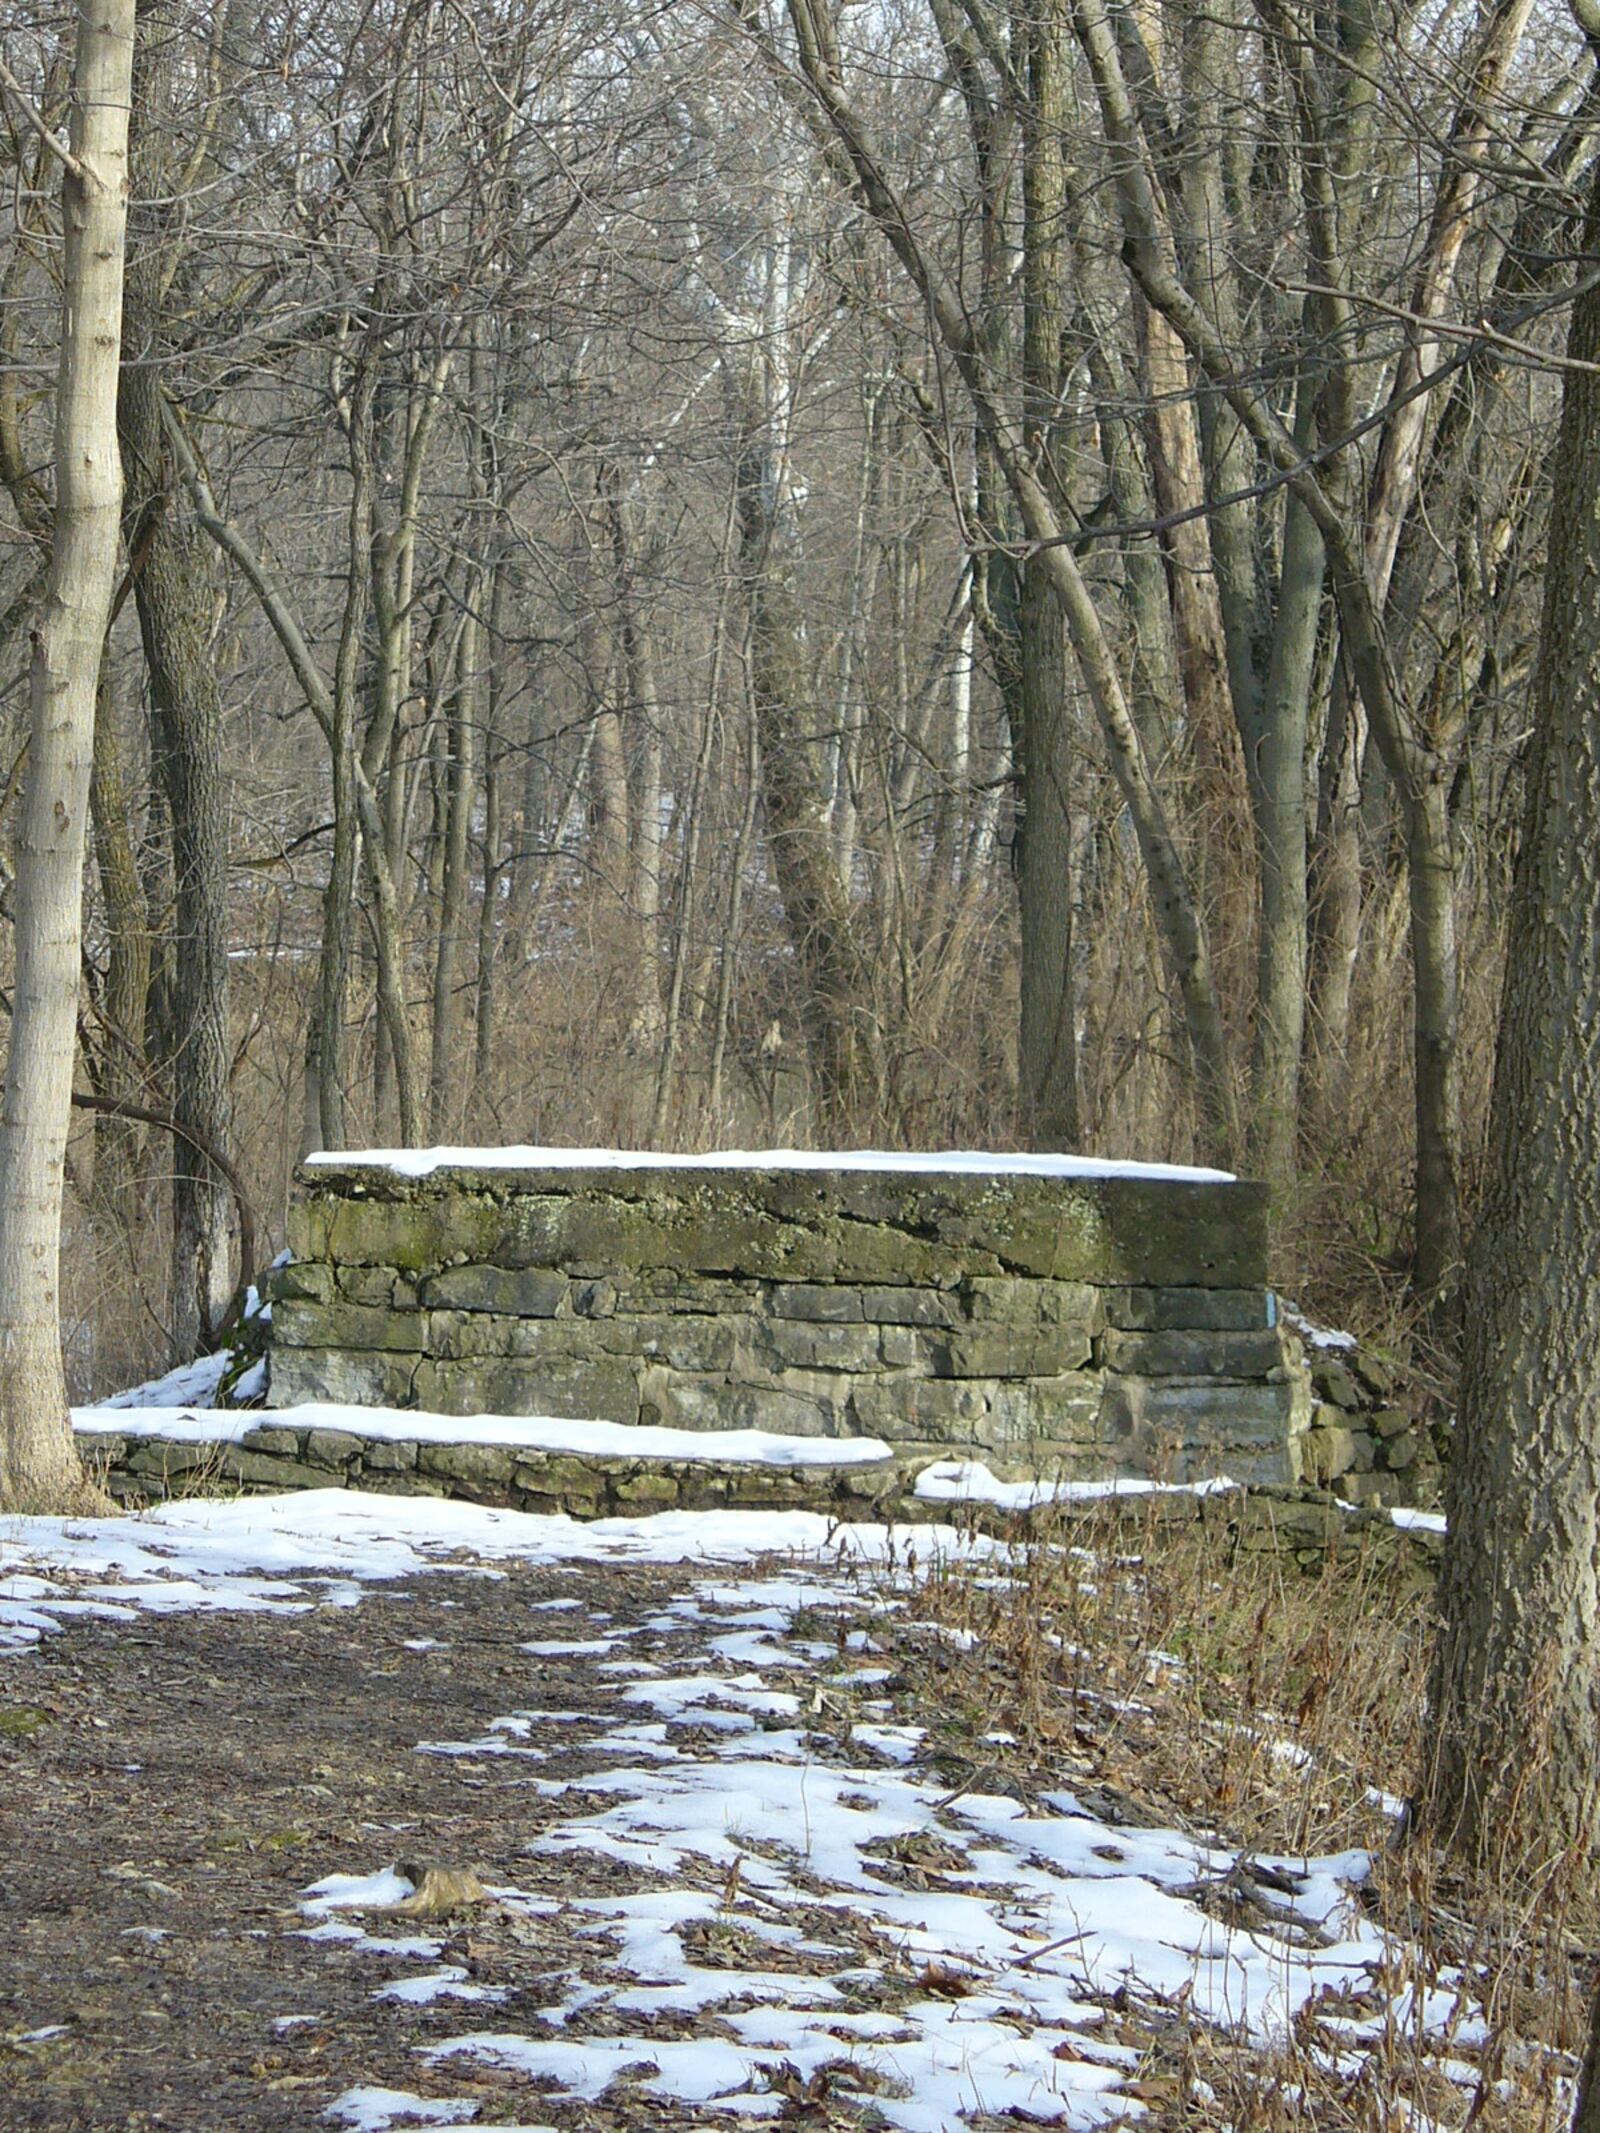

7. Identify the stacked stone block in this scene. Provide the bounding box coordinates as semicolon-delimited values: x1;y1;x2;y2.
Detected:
266;1158;1310;1484
1294;1341;1442;1507
84;1419;905;1519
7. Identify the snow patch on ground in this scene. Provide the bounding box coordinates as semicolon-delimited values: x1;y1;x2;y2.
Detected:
305;1143;1235;1184
1282;1304;1359;1352
94;1349;234;1410
913;1460;1243;1511
0;1491;988;1652
323;2089;481;2130
282;1568;1469;2132
1389;1505;1447;1535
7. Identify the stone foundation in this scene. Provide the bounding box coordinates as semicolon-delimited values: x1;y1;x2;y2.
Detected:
268;1153;1311;1484
81;1416;911;1520
77;1418;1441;1582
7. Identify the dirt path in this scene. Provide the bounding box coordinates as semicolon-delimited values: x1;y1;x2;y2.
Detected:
2;1558;861;2130
0;1518;1405;2133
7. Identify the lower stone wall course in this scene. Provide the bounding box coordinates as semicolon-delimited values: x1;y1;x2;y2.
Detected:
80;1426;1441;1586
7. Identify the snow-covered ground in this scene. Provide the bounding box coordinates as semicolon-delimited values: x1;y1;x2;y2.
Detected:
0;1486;1489;2126
0;1492;932;1653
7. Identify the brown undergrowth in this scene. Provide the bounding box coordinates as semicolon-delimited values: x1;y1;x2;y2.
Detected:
895;1499;1589;2129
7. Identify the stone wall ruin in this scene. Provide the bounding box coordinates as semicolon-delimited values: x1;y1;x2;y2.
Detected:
267;1152;1312;1485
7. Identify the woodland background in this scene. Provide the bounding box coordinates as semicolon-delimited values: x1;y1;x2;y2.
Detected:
0;0;1576;1399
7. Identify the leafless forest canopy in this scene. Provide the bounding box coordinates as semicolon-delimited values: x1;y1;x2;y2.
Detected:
0;0;1582;1393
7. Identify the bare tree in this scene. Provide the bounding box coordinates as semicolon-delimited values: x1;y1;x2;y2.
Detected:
1422;71;1600;1874
0;0;136;1510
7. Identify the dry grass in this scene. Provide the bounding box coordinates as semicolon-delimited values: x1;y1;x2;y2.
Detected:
893;1500;1589;2130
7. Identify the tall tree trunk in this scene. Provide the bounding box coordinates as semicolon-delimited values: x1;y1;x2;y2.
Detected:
653;494;738;1142
118;372;235;1356
0;0;135;1511
1307;672;1365;1117
1015;574;1079;1148
1247;479;1322;1189
708;710;761;1132
317;351;379;1151
1422;150;1600;1874
736;438;877;1137
1015;0;1079;1150
430;598;477;1136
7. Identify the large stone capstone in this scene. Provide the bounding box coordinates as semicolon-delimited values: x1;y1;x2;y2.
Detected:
267;1150;1311;1484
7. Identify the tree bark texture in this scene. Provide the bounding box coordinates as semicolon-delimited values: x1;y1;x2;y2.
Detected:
732;382;878;1137
1423;154;1600;1873
88;669;151;1236
0;0;135;1511
118;370;235;1357
1015;0;1079;1151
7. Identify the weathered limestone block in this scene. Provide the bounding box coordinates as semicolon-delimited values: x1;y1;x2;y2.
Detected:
356;1470;448;1498
511;1453;608;1506
609;1467;681;1508
1100;1376;1307;1456
220;1447;332;1490
877;1326;942;1370
1311;1358;1364;1409
629;1272;762;1315
418;1441;517;1492
290;1193;495;1271
269;1348;416;1409
639;1366;849;1438
303;1427;365;1470
1300;1423;1360;1484
762;1320;886;1372
428;1311;634;1364
961;1278;1103;1327
271;1259;335;1304
629;1315;745;1372
412;1355;639;1423
420;1265;569;1316
360;1437;418;1471
851;1373;989;1445
860;1285;963;1326
272;1298;428;1353
940;1325;1095;1378
1099;1328;1289;1380
334;1266;400;1307
242;1424;308;1458
1102;1286;1269;1332
771;1282;866;1322
979;1374;1104;1448
124;1438;215;1476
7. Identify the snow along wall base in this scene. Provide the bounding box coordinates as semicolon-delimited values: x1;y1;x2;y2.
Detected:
263;1150;1312;1488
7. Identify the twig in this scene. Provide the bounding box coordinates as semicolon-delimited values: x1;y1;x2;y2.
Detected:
0;59;83;182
